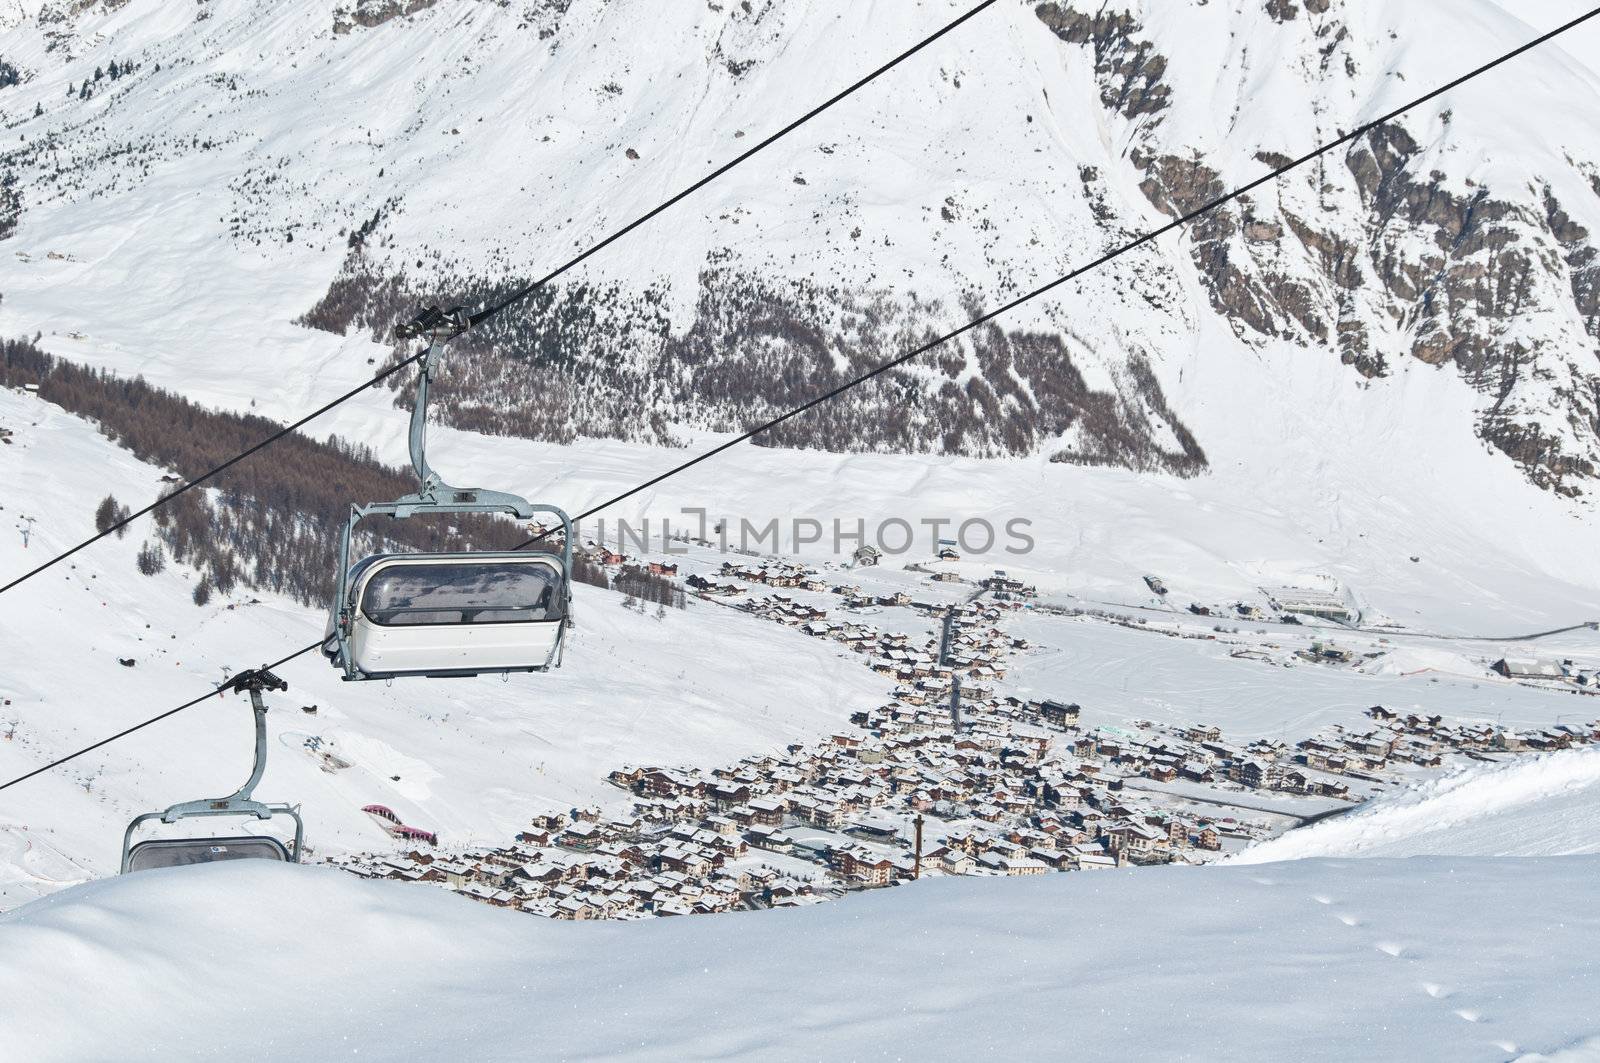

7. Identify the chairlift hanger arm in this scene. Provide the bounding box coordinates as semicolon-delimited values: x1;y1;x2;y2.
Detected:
119;663;304;872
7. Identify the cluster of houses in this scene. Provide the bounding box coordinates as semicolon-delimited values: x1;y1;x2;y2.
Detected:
1298;706;1599;770
733;592;1024;698
324;554;1600;921
326;608;1285;916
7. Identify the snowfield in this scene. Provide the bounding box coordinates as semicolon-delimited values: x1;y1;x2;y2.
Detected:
1237;746;1600;862
0;384;884;906
1005;611;1598;739
2;856;1598;1062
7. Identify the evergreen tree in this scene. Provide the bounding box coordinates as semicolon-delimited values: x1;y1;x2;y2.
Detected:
135;541;165;576
192;576;213;606
94;494;119;535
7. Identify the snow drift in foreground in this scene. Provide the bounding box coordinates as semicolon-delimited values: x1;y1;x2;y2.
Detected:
1236;747;1600;863
2;858;1597;1062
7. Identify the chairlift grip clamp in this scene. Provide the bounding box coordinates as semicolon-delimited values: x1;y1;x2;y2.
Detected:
226;666;288;696
395;305;471;344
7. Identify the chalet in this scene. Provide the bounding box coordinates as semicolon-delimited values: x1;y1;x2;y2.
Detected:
657;847;713;877
1235;760;1280;790
1035;700;1081;728
709;783;753;808
639;769;705;798
1075;851;1118;871
1493;658;1564;680
1303;750;1348;774
608;766;646;789
559;821;602;849
833;849;896;886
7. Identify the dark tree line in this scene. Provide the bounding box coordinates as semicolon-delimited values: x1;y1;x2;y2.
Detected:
295;249;1209;476
0;338;677;608
613;563;686;609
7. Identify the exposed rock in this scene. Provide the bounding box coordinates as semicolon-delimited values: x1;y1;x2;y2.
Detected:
1040;4;1600;494
333;0;441;35
1035;3;1170;122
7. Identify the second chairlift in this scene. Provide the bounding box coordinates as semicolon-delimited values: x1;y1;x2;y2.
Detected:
323;306;575;681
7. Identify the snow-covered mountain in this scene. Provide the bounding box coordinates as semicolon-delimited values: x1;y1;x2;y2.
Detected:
1;0;1600;491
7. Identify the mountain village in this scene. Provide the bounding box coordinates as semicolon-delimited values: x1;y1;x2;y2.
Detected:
330;548;1600;919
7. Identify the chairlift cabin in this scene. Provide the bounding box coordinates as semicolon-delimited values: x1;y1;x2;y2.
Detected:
121;668;304;874
323;306;574;682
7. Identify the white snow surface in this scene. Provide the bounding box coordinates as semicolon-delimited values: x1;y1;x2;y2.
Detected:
2;856;1598;1061
1236;746;1600;862
0;384;884;905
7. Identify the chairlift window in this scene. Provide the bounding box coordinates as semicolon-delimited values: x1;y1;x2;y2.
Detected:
360;561;563;626
125;836;290;873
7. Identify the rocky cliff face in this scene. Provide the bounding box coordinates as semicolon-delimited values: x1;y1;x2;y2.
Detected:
1038;0;1600;493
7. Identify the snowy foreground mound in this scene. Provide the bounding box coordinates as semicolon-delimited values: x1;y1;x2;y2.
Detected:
3;860;1598;1062
1239;747;1600;863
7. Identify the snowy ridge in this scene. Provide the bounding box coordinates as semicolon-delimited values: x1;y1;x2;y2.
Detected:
1235;746;1600;861
3;857;1599;1061
1;2;1600;483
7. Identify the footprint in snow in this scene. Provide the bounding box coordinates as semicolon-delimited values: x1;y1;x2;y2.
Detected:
1490;1040;1516;1053
1374;941;1406;958
1311;894;1334;905
1337;913;1361;927
1420;982;1451;999
1454;1008;1482;1023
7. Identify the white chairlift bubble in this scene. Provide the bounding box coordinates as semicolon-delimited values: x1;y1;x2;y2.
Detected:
323;307;574;682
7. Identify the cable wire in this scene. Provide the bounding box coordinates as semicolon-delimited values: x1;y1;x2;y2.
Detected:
0;356;424;596
5;6;1596;797
469;0;1001;328
0;0;1002;600
0;642;321;794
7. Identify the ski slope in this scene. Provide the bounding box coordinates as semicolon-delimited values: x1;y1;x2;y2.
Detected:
0;385;884;907
2;856;1598;1061
1237;747;1600;862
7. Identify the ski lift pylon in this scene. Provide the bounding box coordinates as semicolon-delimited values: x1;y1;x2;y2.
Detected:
323;306;574;681
120;667;304;873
